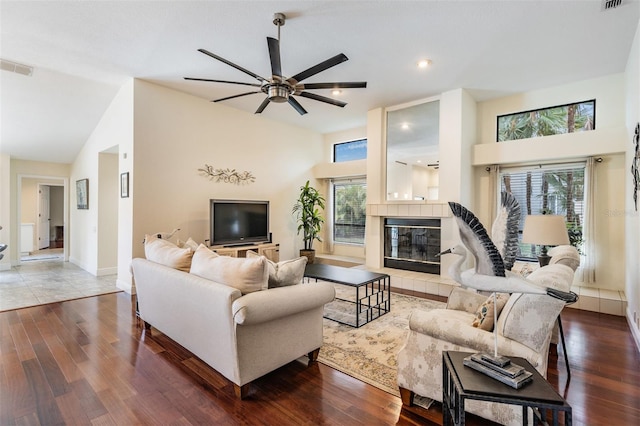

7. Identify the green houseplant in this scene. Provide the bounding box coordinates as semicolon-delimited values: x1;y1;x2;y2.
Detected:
292;180;325;264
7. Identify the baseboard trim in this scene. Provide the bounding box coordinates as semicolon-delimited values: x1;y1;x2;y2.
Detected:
627;306;640;354
117;278;134;295
97;267;117;276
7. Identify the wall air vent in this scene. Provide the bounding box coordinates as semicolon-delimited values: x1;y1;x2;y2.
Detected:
0;59;33;77
602;0;624;10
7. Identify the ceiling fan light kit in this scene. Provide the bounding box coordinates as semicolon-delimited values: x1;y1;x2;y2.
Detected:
184;13;366;115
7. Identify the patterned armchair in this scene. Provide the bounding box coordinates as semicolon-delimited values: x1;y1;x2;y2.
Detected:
397;251;577;426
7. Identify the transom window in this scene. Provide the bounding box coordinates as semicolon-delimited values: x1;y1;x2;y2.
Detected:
497;100;595;142
333;139;367;162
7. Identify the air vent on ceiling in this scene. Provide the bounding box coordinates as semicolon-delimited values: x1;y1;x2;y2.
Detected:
602;0;624;10
0;59;33;77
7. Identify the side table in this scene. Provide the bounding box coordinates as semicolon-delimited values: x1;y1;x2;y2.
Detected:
443;351;572;426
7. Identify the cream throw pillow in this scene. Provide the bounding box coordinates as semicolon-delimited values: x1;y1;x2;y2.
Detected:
190;245;268;294
177;237;199;251
246;250;307;288
144;234;193;272
472;292;510;331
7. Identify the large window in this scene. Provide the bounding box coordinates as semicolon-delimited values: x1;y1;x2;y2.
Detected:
499;163;585;260
334;139;367;162
333;179;366;245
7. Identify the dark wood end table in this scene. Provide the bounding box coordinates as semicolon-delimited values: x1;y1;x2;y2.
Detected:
443;351;572;426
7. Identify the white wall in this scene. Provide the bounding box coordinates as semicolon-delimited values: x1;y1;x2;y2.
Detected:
0;154;10;270
131;80;323;267
624;20;640;347
473;74;629;291
70;80;134;286
97;152;118;274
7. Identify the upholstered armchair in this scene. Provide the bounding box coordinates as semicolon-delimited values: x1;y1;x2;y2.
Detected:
397;247;579;426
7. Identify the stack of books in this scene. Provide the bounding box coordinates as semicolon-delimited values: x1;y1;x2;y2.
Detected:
463;353;533;389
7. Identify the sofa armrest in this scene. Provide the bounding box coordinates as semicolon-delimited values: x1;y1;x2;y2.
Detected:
446;287;487;314
232;282;335;325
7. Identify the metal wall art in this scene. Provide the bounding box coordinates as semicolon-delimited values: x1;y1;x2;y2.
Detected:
198;164;255;185
632;122;639;211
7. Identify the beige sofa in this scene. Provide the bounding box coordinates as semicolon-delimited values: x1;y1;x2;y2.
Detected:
132;257;335;399
397;247;578;425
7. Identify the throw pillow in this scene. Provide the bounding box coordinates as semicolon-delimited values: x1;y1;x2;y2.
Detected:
472;292;510;331
177;237;199;251
246;250;308;288
144;234;193;272
190;245;268;294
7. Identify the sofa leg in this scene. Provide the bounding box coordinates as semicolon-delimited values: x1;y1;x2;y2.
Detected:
399;387;414;406
308;348;320;362
143;321;151;330
234;383;250;399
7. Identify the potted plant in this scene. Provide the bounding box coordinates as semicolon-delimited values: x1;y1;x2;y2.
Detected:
292;180;325;264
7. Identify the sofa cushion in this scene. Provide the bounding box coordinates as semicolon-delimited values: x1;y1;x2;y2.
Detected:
246;250;307;288
144;234;193;272
472;293;509;331
190;245;268;294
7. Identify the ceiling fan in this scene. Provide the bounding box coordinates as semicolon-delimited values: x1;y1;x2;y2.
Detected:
184;13;367;115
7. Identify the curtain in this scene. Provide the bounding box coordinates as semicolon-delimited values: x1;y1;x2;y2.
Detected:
580;157;597;283
488;165;500;221
323;179;335;254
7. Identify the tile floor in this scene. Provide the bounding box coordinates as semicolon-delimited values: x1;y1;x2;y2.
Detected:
0;254;121;312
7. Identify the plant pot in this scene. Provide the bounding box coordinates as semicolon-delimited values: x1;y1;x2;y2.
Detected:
300;249;316;264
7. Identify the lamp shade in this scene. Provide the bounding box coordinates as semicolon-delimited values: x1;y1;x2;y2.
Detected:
521;215;570;246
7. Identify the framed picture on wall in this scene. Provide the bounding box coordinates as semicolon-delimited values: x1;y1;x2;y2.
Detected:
121;172;129;198
76;179;89;209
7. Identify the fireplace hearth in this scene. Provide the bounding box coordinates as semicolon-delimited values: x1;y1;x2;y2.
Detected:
384;218;441;274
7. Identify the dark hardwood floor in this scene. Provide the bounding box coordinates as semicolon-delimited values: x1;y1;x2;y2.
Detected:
1;291;638;425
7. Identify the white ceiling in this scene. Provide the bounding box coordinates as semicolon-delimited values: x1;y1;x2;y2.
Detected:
1;0;638;164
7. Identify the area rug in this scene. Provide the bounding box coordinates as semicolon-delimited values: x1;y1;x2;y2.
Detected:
318;283;445;401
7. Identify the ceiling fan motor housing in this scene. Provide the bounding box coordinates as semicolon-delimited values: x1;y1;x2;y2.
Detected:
266;84;292;103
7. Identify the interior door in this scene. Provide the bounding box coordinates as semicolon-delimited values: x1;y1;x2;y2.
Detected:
38;185;50;249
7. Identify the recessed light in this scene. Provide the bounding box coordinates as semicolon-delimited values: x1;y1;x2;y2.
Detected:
417;160;422;163
401;123;410;130
417;59;432;69
332;89;342;96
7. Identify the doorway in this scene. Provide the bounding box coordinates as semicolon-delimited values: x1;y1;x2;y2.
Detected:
18;176;68;264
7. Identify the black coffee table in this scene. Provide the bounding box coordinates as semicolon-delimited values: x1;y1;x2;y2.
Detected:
304;264;390;328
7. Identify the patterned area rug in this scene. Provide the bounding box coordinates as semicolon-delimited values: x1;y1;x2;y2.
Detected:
318;283;445;400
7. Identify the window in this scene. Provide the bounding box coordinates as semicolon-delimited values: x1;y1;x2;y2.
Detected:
333;179;366;244
499;163;585;260
333;139;367;162
497;100;595;142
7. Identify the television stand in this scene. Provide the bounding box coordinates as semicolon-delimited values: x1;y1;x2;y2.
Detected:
210;242;279;262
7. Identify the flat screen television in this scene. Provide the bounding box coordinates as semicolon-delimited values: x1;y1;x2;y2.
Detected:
210;199;270;247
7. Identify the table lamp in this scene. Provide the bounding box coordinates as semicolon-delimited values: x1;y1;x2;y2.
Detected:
521;215;570;266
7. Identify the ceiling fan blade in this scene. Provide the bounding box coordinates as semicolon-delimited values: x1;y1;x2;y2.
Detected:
288;97;308;115
267;37;282;80
298;92;346;108
184;77;261;87
255;97;271;114
287;53;348;84
298;82;367;90
198;49;267;82
212;91;261;102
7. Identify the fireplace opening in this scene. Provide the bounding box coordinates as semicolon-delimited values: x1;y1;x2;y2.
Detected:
384;218;441;274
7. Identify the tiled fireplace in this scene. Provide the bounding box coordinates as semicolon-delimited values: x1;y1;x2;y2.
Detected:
383;218;441;274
